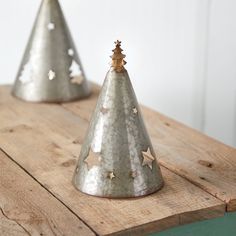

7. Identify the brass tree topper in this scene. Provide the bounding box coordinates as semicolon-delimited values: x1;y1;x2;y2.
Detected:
111;40;127;72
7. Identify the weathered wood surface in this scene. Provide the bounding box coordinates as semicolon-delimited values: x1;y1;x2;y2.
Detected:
0;207;28;236
0;150;95;236
0;86;226;236
143;108;236;212
62;84;236;212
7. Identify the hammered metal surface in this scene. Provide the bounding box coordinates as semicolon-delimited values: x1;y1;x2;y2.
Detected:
12;0;91;103
73;44;164;197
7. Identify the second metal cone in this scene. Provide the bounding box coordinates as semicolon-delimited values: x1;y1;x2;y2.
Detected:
12;0;91;102
73;42;164;198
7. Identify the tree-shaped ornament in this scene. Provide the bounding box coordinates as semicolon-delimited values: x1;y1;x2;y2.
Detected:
73;41;164;198
12;0;91;102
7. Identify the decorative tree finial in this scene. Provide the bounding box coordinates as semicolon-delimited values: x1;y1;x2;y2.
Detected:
110;40;127;72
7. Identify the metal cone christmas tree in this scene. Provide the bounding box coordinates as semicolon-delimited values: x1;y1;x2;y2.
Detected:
12;0;91;102
73;41;164;198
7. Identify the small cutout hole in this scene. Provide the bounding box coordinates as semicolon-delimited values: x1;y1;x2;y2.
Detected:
48;70;56;80
69;60;84;85
47;23;55;31
132;107;138;114
19;62;33;84
68;48;74;56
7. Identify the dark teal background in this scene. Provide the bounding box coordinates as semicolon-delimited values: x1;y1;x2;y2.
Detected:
150;212;236;236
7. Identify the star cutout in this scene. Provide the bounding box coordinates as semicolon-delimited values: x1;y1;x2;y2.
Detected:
84;148;102;170
130;170;138;178
76;166;79;173
142;148;155;170
47;22;55;31
71;75;84;85
19;62;33;84
100;107;109;115
133;107;138;114
107;171;115;180
48;70;56;80
68;48;74;56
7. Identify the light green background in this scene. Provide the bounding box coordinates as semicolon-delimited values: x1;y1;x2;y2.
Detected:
150;213;236;236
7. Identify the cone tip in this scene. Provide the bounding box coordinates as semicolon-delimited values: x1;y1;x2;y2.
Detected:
114;40;122;47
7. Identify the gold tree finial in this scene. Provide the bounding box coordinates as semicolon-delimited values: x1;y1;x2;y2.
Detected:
110;40;127;72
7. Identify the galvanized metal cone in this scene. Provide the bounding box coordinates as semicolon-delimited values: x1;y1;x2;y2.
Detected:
73;41;164;198
12;0;91;102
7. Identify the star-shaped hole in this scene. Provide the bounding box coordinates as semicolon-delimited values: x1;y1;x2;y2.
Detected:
130;170;138;179
48;70;56;80
47;22;55;31
133;107;138;114
84;148;102;170
76;166;79;173
100;107;109;115
142;148;155;170
107;171;115;180
68;48;74;56
19;62;33;84
71;75;84;85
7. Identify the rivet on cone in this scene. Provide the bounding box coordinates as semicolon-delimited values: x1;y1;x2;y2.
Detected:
12;0;91;103
73;41;164;198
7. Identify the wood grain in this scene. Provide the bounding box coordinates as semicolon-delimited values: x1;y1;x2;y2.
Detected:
0;86;225;236
142;107;236;212
62;83;236;212
0;150;95;236
0;207;28;236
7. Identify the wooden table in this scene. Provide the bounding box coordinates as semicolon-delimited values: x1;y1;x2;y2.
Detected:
0;84;235;236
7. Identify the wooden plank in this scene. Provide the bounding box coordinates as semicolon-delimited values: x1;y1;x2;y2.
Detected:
62;84;236;212
141;107;236;212
0;208;28;236
0;86;225;236
0;151;95;236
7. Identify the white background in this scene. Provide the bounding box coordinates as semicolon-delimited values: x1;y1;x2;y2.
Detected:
0;0;235;147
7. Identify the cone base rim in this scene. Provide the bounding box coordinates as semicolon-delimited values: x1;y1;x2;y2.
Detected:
11;89;92;104
72;180;164;199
